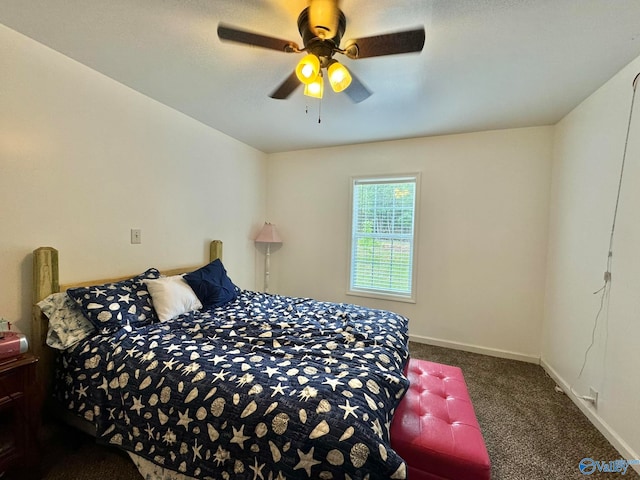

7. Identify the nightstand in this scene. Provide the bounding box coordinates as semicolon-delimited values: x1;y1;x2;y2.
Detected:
0;354;39;478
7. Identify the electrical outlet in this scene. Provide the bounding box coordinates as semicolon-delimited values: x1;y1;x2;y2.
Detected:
589;387;599;408
131;229;142;244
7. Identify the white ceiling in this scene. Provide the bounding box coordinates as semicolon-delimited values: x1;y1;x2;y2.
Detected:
2;0;640;153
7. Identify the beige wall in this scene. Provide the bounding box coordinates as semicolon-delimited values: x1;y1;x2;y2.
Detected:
0;25;267;338
542;55;640;461
267;127;553;361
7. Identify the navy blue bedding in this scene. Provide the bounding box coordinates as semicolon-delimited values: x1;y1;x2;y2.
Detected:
54;290;410;479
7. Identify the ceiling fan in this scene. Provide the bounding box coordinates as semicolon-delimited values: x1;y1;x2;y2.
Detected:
217;0;425;103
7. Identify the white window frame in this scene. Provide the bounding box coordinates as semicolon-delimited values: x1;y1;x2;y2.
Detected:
347;173;420;303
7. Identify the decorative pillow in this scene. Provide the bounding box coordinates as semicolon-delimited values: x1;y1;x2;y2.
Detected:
67;268;160;334
143;275;203;322
38;292;96;350
183;259;238;308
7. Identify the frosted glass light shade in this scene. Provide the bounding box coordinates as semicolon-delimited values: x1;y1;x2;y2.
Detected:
328;61;352;92
295;54;321;84
304;75;324;99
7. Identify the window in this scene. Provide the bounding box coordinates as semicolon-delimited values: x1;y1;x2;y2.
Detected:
348;174;419;302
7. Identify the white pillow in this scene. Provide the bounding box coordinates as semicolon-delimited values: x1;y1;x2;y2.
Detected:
144;275;203;322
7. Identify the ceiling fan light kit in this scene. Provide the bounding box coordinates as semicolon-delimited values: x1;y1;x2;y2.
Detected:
297;56;351;98
217;0;425;103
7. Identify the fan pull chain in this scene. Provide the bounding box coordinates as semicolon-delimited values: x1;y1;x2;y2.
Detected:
304;100;322;123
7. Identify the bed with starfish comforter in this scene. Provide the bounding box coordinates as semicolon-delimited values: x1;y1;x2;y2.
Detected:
52;289;411;480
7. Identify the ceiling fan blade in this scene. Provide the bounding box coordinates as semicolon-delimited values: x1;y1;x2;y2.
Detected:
345;28;425;59
218;24;300;52
269;71;301;99
344;72;371;103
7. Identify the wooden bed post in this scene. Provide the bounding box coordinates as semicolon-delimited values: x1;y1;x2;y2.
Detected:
32;247;59;409
32;247;59;347
210;240;223;262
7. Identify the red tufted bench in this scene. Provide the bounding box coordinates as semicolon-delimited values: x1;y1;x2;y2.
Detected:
390;358;491;480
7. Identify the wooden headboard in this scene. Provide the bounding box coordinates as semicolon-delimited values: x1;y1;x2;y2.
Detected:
31;240;223;406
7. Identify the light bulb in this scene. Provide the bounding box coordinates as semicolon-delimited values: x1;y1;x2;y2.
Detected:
301;64;314;79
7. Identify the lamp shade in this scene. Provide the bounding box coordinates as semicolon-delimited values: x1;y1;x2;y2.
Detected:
295;54;321;85
255;222;282;243
328;61;352;92
304;74;324;99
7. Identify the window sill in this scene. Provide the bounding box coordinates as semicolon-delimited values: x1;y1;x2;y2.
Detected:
346;289;416;304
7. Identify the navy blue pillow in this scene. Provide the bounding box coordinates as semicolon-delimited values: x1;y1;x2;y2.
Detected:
183;259;238;308
67;268;160;334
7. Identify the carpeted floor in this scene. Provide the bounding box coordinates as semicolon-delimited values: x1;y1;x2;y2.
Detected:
408;342;639;480
3;342;637;480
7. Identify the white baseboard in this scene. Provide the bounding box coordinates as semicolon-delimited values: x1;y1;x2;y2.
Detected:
540;358;640;475
409;334;540;364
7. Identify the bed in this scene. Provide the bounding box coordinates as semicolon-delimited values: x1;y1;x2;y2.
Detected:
32;241;411;480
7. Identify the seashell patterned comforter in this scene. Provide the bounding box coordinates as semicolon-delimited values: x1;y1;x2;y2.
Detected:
54;290;410;479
